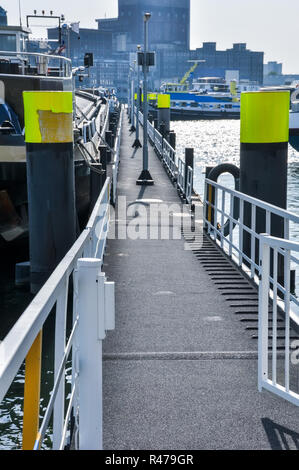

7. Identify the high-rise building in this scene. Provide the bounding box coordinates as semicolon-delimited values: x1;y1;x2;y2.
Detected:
0;6;7;26
44;1;264;99
190;43;264;85
97;0;190;52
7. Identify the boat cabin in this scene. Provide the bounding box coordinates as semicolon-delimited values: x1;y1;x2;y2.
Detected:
0;25;30;54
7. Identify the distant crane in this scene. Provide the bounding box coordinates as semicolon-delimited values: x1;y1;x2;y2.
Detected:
179;60;206;86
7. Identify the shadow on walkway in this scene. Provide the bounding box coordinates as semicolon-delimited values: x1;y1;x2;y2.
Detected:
262;417;299;450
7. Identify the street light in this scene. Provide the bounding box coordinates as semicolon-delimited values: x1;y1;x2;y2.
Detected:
133;45;142;149
130;60;136;132
136;12;154;186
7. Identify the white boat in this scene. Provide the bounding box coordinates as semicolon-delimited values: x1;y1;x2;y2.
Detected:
161;78;241;120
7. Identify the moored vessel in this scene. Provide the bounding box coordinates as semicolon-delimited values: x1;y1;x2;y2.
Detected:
0;48;110;249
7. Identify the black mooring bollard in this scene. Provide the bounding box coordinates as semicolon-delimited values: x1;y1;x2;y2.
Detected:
157;94;170;137
240;91;290;281
105;130;113;163
99;145;107;180
184;148;194;199
205;166;215;230
169;131;176;149
23;91;76;294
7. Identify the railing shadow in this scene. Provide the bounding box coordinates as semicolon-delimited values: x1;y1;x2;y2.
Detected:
262;417;299;450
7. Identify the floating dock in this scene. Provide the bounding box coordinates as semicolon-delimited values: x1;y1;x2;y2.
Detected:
101;114;299;450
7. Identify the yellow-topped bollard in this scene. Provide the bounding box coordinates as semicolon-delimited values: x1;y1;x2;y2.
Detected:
157;93;170;139
23;91;73;144
157;93;170;110
240;90;290;270
23;91;76;294
241;91;290;144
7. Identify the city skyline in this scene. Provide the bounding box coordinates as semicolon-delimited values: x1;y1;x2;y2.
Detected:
1;0;299;74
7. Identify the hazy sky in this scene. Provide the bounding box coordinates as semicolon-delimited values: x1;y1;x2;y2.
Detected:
2;0;299;74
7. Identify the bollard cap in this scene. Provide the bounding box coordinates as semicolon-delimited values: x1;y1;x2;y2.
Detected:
141;93;158;102
157;94;170;109
240;91;290;144
77;259;102;269
23;91;73;144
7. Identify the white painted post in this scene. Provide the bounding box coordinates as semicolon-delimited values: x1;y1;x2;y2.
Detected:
77;258;104;450
258;238;270;392
53;277;69;450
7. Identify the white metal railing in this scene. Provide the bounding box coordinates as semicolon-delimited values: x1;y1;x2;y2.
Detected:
112;105;124;205
81;101;109;145
0;177;114;450
162;138;177;180
0;51;72;78
138;111;194;204
203;177;299;309
177;158;186;195
186;166;193;205
258;234;299;406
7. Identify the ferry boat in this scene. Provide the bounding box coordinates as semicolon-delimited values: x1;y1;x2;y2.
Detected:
161;78;241;120
0;45;109;248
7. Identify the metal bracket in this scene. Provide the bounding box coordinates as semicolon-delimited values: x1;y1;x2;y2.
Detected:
97;273;115;340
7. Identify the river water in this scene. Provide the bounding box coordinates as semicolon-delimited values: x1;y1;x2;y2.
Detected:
172;119;299;240
0;119;299;449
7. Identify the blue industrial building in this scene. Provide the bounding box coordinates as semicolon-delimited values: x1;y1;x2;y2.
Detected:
0;6;7;26
46;0;264;99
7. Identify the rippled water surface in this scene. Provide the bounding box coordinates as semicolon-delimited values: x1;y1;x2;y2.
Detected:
172;119;299;242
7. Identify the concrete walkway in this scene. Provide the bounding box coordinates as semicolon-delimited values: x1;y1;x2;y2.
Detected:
102;114;299;450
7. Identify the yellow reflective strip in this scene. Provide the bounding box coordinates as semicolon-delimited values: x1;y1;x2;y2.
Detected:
134;93;137;100
22;330;43;450
240;91;290;143
23;91;73;144
148;93;157;100
157;94;170;109
141;93;158;102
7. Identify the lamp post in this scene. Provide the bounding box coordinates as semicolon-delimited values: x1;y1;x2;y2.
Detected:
133;45;142;149
136;12;154;186
130;61;136;132
127;68;131;121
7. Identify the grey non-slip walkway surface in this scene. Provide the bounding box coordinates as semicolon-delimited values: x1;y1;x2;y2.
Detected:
103;115;299;450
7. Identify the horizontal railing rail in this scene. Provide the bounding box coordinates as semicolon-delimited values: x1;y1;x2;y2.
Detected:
0;50;72;78
112;105;124;205
0;176;113;450
259;234;299;406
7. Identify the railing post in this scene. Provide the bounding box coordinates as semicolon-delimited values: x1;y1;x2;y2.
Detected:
53;279;69;450
22;330;43;450
184;148;194;197
258;237;270;392
77;258;104;450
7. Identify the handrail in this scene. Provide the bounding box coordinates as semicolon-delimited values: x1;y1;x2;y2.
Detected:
112;106;124;205
203;177;299;310
0;176;112;450
0;50;72;78
205;178;299;225
0;50;72;63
